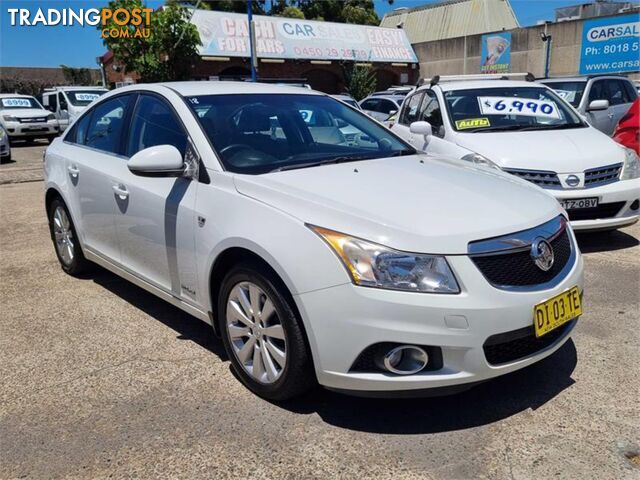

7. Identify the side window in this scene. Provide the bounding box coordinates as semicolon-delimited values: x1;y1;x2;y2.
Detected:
378;99;397;115
48;94;58;112
67;113;92;145
127;95;187;157
419;91;444;136
623;81;638;101
400;93;423;125
607;80;630;106
361;99;379;111
59;92;68;111
85;95;130;154
588;81;607;102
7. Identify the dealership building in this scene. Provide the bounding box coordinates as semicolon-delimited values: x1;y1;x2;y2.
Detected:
101;10;419;93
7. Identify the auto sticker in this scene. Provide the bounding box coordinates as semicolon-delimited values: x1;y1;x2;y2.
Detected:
477;96;561;119
455;117;491;130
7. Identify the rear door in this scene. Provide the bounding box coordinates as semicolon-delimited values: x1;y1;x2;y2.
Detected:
64;94;133;263
58;92;71;131
607;79;635;132
110;93;199;300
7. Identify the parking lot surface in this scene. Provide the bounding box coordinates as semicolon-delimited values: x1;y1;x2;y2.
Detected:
1;144;639;479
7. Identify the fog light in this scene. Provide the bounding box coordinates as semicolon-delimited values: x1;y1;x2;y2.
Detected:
382;345;429;375
630;199;639;211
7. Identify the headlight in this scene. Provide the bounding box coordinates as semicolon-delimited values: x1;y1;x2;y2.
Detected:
621;147;640;180
310;226;460;294
46;114;55;121
461;152;501;170
0;128;5;140
2;115;18;122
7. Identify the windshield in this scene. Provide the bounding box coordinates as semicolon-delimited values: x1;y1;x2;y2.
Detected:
542;81;586;107
66;90;107;106
186;93;414;174
444;87;584;133
1;97;42;109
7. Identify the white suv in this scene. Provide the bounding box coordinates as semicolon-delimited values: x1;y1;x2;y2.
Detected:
391;75;640;232
44;82;584;399
0;94;59;142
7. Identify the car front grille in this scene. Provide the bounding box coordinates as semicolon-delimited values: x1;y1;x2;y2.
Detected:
468;216;574;290
18;117;47;124
565;201;626;221
584;163;622;187
503;168;562;188
483;320;575;365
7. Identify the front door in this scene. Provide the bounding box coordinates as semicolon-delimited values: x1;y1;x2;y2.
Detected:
111;94;199;300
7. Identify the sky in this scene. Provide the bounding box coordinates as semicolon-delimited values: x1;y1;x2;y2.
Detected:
0;0;614;68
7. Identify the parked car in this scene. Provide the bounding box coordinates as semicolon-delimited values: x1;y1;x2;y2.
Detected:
391;75;640;232
0;94;59;143
0;126;11;162
41;86;107;132
44;82;584;400
330;94;361;110
540;75;638;136
613;98;640;155
359;94;402;122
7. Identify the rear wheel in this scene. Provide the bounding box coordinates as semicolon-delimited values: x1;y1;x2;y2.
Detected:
48;198;90;276
218;262;315;400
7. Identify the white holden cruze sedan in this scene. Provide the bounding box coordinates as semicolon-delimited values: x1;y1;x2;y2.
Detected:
44;82;584;400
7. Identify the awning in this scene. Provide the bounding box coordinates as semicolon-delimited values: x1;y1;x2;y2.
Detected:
192;10;418;63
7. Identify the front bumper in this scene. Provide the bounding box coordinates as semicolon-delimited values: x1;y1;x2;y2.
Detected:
550;179;640;231
294;236;584;393
5;121;59;138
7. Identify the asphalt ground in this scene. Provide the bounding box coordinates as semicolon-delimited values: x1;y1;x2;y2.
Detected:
1;143;639;479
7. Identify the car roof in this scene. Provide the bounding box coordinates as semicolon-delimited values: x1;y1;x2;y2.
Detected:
331;94;354;100
0;93;35;98
431;80;550;92
361;95;400;103
121;81;326;97
540;75;630;83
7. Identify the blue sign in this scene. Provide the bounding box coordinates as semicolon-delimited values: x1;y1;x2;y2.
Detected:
480;32;511;74
579;14;640;74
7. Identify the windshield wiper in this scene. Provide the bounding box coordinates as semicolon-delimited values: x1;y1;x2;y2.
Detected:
466;125;530;133
270;154;379;172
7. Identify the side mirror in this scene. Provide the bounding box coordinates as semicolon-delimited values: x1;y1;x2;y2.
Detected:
587;99;609;111
128;145;185;177
410;121;432;137
388;109;397;116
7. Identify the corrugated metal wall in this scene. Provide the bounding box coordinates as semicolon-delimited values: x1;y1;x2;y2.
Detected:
381;0;519;44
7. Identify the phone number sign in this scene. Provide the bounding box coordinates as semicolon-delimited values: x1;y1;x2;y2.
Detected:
579;14;640;74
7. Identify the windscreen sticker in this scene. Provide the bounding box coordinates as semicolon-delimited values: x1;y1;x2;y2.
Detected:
455;117;491;130
477;96;561;119
2;98;31;108
554;90;577;103
73;93;100;102
299;109;314;123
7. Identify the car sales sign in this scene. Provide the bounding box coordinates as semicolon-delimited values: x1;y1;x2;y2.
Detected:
579;14;640;74
192;10;417;63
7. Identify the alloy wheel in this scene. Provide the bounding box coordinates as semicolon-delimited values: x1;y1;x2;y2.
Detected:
226;281;287;384
52;206;74;265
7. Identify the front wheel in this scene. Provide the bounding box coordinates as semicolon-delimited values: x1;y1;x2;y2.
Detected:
218;262;315;400
48;198;90;276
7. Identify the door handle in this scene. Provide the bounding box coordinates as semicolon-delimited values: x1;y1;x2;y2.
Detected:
607;113;614;119
112;184;129;199
67;164;79;177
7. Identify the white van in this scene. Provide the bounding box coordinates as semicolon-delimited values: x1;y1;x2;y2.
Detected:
391;74;640;232
41;87;107;131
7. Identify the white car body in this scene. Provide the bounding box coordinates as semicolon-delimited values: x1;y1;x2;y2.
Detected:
41;87;108;131
391;80;640;232
0;126;11;161
44;82;584;397
0;94;59;141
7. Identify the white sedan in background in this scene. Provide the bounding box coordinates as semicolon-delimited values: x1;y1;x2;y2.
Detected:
392;76;640;232
44;82;583;399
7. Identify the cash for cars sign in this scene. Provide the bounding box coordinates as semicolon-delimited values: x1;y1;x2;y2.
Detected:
192;10;417;63
579;14;640;74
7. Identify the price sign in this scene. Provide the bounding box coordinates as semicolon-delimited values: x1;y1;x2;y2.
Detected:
74;93;101;102
478;96;561;119
2;98;32;108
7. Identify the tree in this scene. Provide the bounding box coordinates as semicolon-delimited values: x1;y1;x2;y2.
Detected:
99;0;201;82
343;63;375;101
294;0;389;25
60;65;94;85
188;0;266;14
277;5;305;19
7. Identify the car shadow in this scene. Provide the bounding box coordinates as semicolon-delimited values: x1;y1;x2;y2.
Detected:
274;340;577;434
575;229;639;253
90;266;227;360
86;266;577;434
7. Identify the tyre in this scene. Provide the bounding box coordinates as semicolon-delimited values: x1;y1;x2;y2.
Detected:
48;198;90;276
218;262;315;400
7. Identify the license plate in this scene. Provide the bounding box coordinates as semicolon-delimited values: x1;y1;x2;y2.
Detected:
534;286;582;337
560;198;598;210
